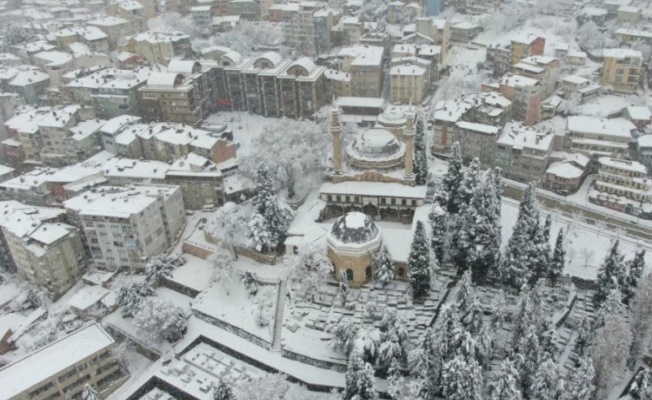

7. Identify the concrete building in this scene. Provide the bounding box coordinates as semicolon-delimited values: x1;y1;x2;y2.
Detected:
594;157;651;204
1;213;85;297
499;73;545;126
191;5;213;32
544;152;589;194
0;323;127;400
415;17;451;61
601;48;643;93
496;121;558;183
105;0;149;33
88;16;134;49
64;185;185;272
337;46;384;98
390;63;427;104
120;31;191;64
53;26;110;54
637;135;652;173
486;34;545;78
284;1;320;56
565;116;636;161
454;121;499;167
617;6;642;24
0;65;50;105
138;72;208;126
431;92;512;156
513;55;560;97
228;0;260;20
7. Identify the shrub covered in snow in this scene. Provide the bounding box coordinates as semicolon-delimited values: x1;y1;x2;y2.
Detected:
133;297;187;343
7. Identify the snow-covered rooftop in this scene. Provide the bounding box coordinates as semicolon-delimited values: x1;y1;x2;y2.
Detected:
64;185;180;218
627;106;651;121
546;162;584;179
498;121;555;151
603;48;642;60
0;323;114;398
567;116;636;139
598;157;647;174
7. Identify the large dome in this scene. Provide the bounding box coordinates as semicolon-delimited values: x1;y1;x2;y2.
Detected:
352;129;401;158
377;106;407;128
329;212;380;245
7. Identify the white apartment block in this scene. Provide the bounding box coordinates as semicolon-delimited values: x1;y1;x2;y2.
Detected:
565;116;636;160
595;157;652;203
64;185;185;272
0;210;85;297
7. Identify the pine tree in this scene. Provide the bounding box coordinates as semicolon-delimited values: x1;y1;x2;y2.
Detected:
565;357;595;400
441;355;484;400
573;317;592;358
428;202;448;264
456;270;475;316
213;380;234;400
442;142;465;214
517;326;541;397
387;357;402;400
408;328;441;397
459;157;481;210
489;359;523;400
374;246;394;286
345;350;377;400
252;164;274;215
594;240;626;305
492;167;503;214
379;311;410;366
414;113;428;186
249;164;294;251
512;288;532;347
437;305;463;363
594;288;627;329
452;174;501;283
330;318;358;356
531;359;564;400
539;320;559;361
549;229;565;283
241;270;259;296
623;249;646;306
409;221;431;300
339;269;349;306
500;184;545;288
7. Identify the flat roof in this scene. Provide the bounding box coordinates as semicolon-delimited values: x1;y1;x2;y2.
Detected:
320;181;427;199
0;323;114;398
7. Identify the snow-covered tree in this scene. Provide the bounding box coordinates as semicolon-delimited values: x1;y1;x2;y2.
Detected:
516;326;541;397
340;269;350;306
538;321;559;361
594;240;626;305
452;173;501;283
549;229;565;283
630;274;652;365
437;305;464;363
442;142;465;214
628;368;652;400
414;113;428;186
82;383;99;400
408;328;441;397
592;314;632;399
565;357;595;400
409;221;431;300
623;250;646;306
214;380;235;400
492;168;503;211
355;326;381;364
249;164;294;251
241;270;259;296
531;359;564;400
145;253;185;284
500;184;546;288
594;288;627;329
573;317;592;359
459;157;481;210
379;310;410;366
489;358;522;400
234;374;291;400
428;202;448;264
374;246;394;286
133;298;187;343
117;282;154;316
455;272;483;335
441;355;484;400
211;21;286;57
345;350;377;400
577;21;616;52
330;318;359;356
294;241;332;297
512;288;533;347
240;118;330;193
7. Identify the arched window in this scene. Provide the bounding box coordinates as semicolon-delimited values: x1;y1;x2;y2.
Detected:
346;269;354;281
398;267;405;277
365;266;372;280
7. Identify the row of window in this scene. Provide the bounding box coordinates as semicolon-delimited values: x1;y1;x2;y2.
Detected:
325;194;418;206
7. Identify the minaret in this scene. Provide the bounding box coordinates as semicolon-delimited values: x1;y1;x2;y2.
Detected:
403;105;416;184
330;104;343;175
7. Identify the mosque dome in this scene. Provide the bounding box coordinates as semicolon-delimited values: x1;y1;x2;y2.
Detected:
329;212;380;245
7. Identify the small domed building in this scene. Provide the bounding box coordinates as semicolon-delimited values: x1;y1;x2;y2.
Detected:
327;212;382;287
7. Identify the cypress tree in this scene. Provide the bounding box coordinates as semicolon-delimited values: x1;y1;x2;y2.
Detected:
409;221;431;300
594;240;626;305
549;228;565;283
443;142;465;214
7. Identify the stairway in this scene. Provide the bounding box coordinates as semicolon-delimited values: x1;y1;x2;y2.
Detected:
272;279;287;351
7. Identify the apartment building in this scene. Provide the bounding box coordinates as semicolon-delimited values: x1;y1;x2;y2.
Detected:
565;116;636;161
138;72;208;126
0;93;23;140
284;1;320;56
0;168;58;205
486;34;545;77
1;213;85;297
637;135;652;173
545;152;589;194
390;63;427;104
191;5;213;32
120;31;191;64
313;9;335;54
53;26;110;54
0;65;50;105
560;75;592;98
499;73;545;126
64;184;185;272
454;121;498;167
615;28;652;46
337;46;384;98
601;48;643;93
512;55;560;97
617;6;642;24
0;323;127;400
415;18;451;61
595;157;651;203
432;91;512;156
105;0;149;32
496;121;559;183
88;16;134;49
228;0;261;20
